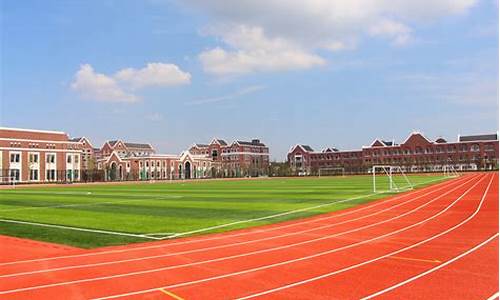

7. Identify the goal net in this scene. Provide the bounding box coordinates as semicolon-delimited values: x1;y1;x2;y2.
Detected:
443;165;459;178
318;167;345;177
372;165;413;193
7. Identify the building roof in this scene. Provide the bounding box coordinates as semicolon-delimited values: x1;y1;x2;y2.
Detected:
107;140;120;147
236;140;266;147
193;143;209;148
301;145;314;152
322;147;339;153
459;134;498;142
435;137;447;143
215;139;227;145
124;142;154;150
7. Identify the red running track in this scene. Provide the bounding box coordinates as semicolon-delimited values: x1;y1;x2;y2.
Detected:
0;172;497;299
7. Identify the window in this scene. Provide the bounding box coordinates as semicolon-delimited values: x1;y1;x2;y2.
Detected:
471;144;480;152
46;154;56;164
74;155;79;164
46;169;56;181
10;153;20;163
29;169;39;181
9;169;20;181
67;155;72;164
29;153;39;163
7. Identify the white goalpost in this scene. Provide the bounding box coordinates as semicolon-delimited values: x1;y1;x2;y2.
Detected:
318;167;345;177
372;165;413;193
443;165;459;178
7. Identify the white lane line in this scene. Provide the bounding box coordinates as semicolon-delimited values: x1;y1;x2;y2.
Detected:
0;175;473;278
487;292;500;300
361;234;499;299
234;174;494;300
89;174;490;300
161;180;438;239
0;175;480;295
0;175;459;267
0;219;159;240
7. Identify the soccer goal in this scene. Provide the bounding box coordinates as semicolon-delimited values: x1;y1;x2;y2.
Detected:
0;176;16;187
372;165;413;193
443;165;459;178
318;167;345;177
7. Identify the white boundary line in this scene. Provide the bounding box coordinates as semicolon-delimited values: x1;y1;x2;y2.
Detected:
0;193;183;213
0;176;473;278
0;175;458;267
361;233;499;299
0;219;160;240
86;174;491;300
487;292;500;300
233;174;495;300
0;175;480;295
162;176;448;239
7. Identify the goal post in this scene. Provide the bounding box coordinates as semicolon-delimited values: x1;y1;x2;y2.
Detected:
443;165;459;178
318;167;345;177
372;165;413;193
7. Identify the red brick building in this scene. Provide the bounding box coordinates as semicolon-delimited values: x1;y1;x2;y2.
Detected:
288;132;499;175
94;140;215;181
0;127;82;183
189;138;270;177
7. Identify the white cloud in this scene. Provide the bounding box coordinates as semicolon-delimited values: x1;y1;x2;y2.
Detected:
368;19;412;46
199;25;325;75
71;63;191;102
188;85;265;105
115;63;191;89
186;0;478;75
71;64;138;103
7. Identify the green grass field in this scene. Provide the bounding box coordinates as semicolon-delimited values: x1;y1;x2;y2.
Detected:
0;175;448;248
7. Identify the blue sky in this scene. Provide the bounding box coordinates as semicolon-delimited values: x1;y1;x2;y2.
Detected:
1;0;498;160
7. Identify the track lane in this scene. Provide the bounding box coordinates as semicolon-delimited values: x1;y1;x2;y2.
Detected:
0;175;468;276
0;173;482;298
226;173;496;300
0;175;479;297
84;173;491;300
0;175;474;279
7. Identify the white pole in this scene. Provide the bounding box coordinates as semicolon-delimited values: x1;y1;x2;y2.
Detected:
372;166;376;193
389;166;393;191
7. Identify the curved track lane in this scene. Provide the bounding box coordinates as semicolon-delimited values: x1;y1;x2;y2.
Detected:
0;173;496;300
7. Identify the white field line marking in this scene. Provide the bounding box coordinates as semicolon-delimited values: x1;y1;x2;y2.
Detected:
0;176;459;267
0;219;160;240
234;174;494;300
162;177;448;239
487;292;500;300
0;175;479;294
362;234;499;299
88;174;489;300
0;194;182;212
0;198;170;213
0;176;474;278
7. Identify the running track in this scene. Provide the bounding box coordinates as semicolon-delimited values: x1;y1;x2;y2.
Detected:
0;172;497;299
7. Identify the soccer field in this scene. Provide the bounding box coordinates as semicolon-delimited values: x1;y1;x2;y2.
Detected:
0;175;447;248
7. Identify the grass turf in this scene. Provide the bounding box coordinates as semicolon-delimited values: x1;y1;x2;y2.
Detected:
0;174;448;248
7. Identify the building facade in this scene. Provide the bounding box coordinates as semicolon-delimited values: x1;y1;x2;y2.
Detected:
288;132;499;175
0;127;82;183
94;140;217;181
189;138;270;177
